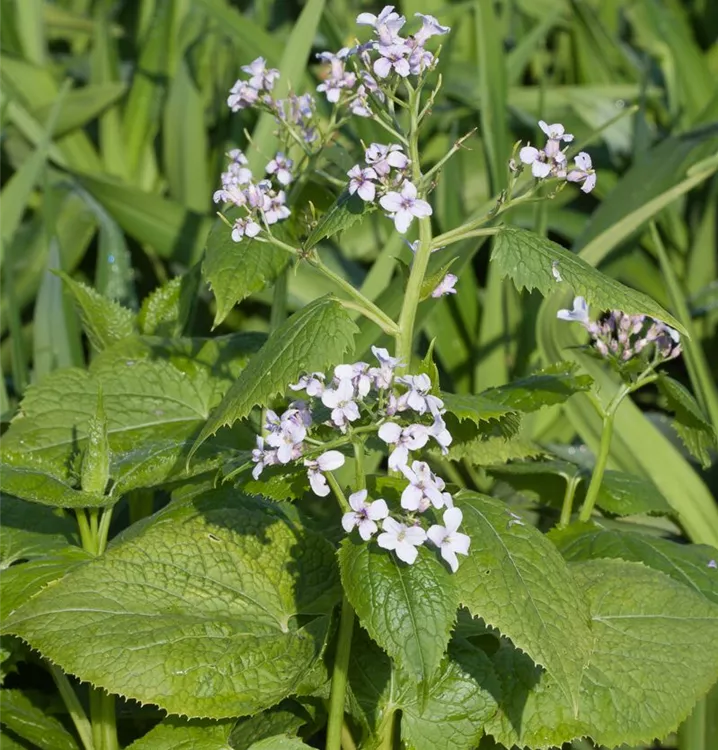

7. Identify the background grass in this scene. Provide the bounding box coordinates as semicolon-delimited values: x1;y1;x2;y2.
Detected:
1;0;718;747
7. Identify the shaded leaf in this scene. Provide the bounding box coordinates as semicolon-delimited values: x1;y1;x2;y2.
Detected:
305;191;377;250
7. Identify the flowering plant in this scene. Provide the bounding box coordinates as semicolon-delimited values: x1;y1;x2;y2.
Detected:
2;5;718;750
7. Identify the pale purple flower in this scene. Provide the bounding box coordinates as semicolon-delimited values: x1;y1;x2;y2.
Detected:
379;181;432;234
567;152;597;193
289;399;313;428
251;436;278;479
357;6;406;46
333;362;372;399
305;450;346;497
227;80;259;111
266;412;306;463
369;346;401;389
266;152;294;186
321;378;361;429
414;13;450;44
557;296;590;324
231;217;262;242
365;143;409;176
708;559;717;569
431;273;458;298
347;165;378;202
316;49;356;103
377;517;426;564
264;191;290;224
245;181;270;209
374;43;412;78
378;422;430;470
427;507;470;572
289;372;326;397
241;57;280;91
350;87;373;118
538;120;574;143
429;414;452;453
400;460;447;511
407;44;434;75
342;490;389;540
519;145;552;178
395;374;444;416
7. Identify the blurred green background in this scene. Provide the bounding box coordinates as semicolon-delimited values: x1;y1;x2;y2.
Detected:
1;0;718;746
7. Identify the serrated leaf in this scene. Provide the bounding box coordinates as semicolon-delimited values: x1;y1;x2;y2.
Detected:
57;271;136;350
0;689;79;750
3;492;340;718
247;736;312;750
553;525;718;605
229;704;309;750
304;191;376;250
480;362;593;413
486;559;718;749
339;539;459;684
399;638;500;750
444;436;542;465
191;297;357;457
203;215;291;328
0;497;77;567
492;226;687;334
137;266;201;337
455;493;592;714
657;373;717;468
242;464;311;502
440;392;518;425
127;718;236;749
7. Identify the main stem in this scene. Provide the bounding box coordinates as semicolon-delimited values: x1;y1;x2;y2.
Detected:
395;86;432;367
578;411;615;523
326;595;356;750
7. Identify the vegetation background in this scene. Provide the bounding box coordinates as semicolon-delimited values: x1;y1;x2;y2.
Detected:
1;0;717;748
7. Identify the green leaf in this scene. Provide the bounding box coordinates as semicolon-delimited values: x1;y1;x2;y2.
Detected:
339;539;459;684
585;469;673;516
3;492;340;718
480;362;593;413
657;373;717;468
304;192;376;251
0;496;77;567
191;296;357;457
203;216;291;328
0;689;79;750
246;736;312;750
137;267;201;337
455;493;592;714
492;226;687;334
229;703;308;750
440;392;518;425
80;389;109;496
490;560;718;748
127;718;236;749
444;436;542;466
553;524;718;605
399;638;500;750
58;272;136;351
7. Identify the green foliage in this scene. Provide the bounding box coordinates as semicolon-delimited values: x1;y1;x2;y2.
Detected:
304;191;376;250
3;492;340;718
0;689;80;750
126;718;236;749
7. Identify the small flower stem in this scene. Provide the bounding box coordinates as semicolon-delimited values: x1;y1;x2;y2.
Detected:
326;595;356;750
353;440;366;490
395;85;432;367
326;471;351;513
341;720;358;750
430;226;499;249
74;509;96;555
96;507;113;555
421;128;476;186
376;707;396;750
558;475;581;528
50;665;95;750
578;410;616;523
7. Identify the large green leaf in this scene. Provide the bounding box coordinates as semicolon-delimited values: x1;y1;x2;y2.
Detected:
58;272;136;351
486;559;718;748
127;718;236;749
455;493;592;714
492;226;686;333
0;689;79;750
553;524;718;605
191;296;357;457
339;539;459;684
203;215;291;328
3;492;340;718
137;268;201;337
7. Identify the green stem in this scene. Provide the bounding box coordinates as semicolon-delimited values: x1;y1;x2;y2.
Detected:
579;409;617;523
326;596;356;750
75;509;96;555
376;707;396;750
559;476;580;528
97;507;113;555
50;665;95;750
431;226;499;249
353;440;366;490
396;85;431;367
341;720;358;750
326;471;351;513
99;692;118;750
90;690;103;750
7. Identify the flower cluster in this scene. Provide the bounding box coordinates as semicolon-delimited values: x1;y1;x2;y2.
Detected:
517;120;597;193
314;7;449;116
557;296;681;361
346;143;432;234
213;148;292;242
227;57;279;112
249;346;469;572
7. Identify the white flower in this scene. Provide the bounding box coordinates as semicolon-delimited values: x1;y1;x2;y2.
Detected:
251;436;278;479
289;399;313;428
241;57;280;91
395;374;444;416
377;517;427;564
264;191;290;224
429;414;452;453
334;362;372;399
378;422;430;470
305;450;345;497
427;507;470;572
231;217;262;242
365;143;409;176
265;411;306;463
266;152;294;186
289;372;326;397
379;181;432;234
321;378;360;429
357;6;406;46
347;165;378;202
342;490;389;540
369;346;401;389
557;296;590;324
413;13;450;45
519;145;552;178
431;273;458;298
374;43;412;78
227;80;259;111
538;120;574;143
567;152;597;194
400;460;447;511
